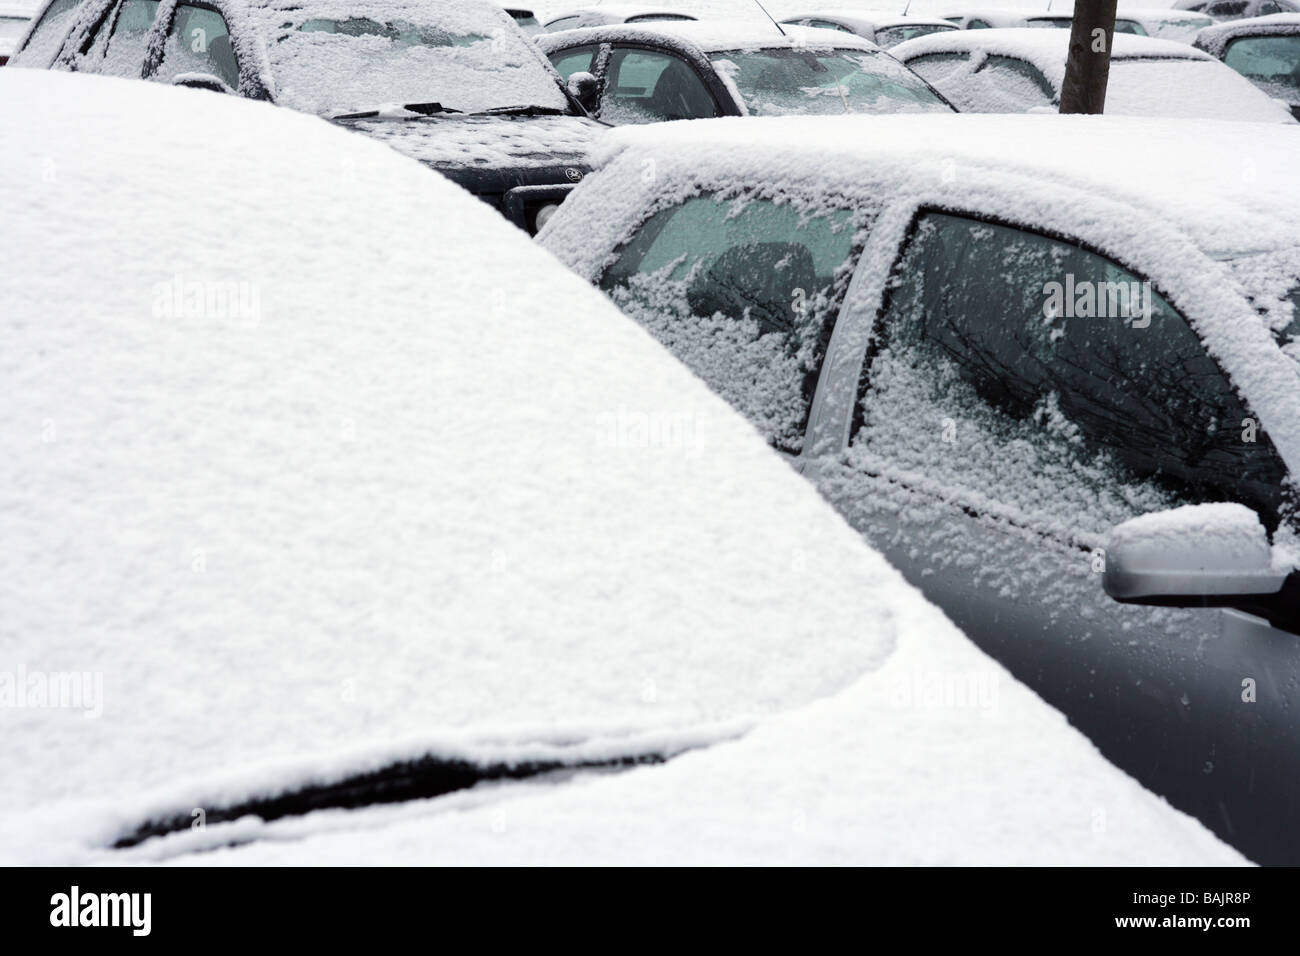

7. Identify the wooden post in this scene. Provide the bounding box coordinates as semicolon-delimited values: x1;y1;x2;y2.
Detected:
1059;0;1118;114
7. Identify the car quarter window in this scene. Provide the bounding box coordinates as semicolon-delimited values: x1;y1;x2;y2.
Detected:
155;2;239;90
80;0;158;74
17;0;81;64
599;193;866;453
853;211;1288;531
975;55;1056;108
601;47;719;123
904;51;970;88
549;44;599;80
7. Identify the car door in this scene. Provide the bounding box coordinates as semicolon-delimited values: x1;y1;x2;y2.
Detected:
597;44;722;123
810;207;1300;863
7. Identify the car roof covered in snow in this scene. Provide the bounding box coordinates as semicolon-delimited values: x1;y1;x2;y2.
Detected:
896;25;1214;71
0;69;1246;865
576;111;1300;267
893;27;1295;121
545;112;1300;479
782;9;957;28
1196;11;1300;54
538;17;882;54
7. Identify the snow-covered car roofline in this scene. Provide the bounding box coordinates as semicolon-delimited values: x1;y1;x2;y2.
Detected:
537;18;883;55
782;9;957;27
565;112;1300;473
1196;12;1300;55
895;27;1213;78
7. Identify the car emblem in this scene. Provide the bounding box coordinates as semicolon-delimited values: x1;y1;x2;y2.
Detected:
565;167;584;183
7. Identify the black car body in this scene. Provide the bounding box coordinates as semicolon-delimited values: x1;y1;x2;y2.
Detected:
9;0;602;231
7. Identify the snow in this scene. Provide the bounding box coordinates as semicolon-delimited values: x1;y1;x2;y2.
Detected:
893;28;1298;121
540;17;882;53
0;68;1245;865
155;592;1247;865
338;113;600;169
1107;503;1274;574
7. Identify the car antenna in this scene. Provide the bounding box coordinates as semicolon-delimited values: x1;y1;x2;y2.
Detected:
902;0;912;13
752;0;787;35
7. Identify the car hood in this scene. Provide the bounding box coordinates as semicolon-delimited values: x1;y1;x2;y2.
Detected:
338;113;604;173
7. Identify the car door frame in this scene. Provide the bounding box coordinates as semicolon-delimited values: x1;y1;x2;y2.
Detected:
138;0;271;99
596;39;741;120
801;191;1297;545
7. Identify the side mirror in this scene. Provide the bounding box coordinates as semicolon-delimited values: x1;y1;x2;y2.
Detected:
1103;503;1285;602
172;72;235;95
566;71;599;113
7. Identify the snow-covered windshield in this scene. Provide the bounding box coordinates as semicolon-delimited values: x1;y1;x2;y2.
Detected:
874;24;955;47
266;9;568;115
1224;35;1300;97
1147;15;1214;43
710;48;953;115
1107;56;1291;120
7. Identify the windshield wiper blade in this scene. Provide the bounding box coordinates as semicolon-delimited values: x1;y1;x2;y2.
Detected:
332;101;464;120
472;104;567;116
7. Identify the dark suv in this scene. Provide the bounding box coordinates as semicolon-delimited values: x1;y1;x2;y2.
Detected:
9;0;602;231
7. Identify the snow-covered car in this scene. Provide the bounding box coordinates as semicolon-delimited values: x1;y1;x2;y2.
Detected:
779;10;958;48
542;5;696;32
539;113;1300;864
1;68;1244;866
1176;0;1298;21
0;4;33;63
7;0;602;233
894;28;1297;121
1197;13;1300;118
538;20;954;123
1116;8;1217;42
1014;8;1217;40
943;8;1151;32
504;6;542;36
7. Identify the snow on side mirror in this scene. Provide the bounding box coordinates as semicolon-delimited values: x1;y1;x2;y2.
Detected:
566;71;599;113
172;73;235;96
1103;503;1286;603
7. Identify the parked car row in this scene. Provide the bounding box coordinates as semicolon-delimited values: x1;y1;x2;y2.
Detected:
1;63;1253;867
5;0;1300;865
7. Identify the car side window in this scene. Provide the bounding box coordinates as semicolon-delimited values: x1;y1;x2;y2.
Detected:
16;0;81;65
85;0;158;75
904;51;970;89
600;193;865;453
810;19;854;33
968;18;992;28
549;44;598;80
601;47;718;123
1207;0;1248;14
975;55;1056;108
854;211;1289;532
155;2;238;90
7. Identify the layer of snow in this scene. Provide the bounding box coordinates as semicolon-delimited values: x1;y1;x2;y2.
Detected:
339;113;600;169
539;17;883;52
0;68;1244;865
155;591;1246;865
